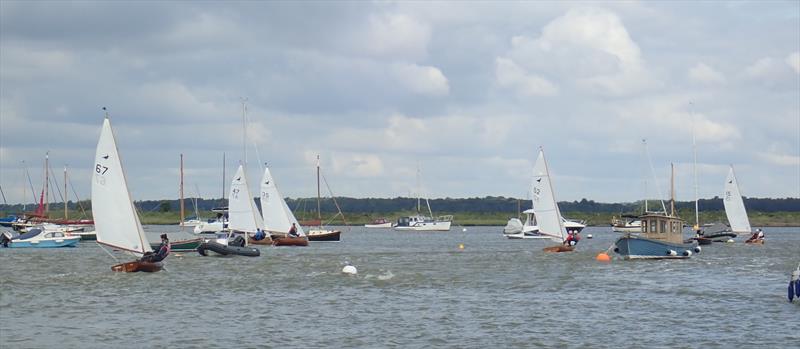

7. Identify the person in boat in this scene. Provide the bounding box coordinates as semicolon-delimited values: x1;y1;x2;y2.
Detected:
564;230;580;246
288;223;299;238
253;228;267;241
140;234;170;263
747;228;765;242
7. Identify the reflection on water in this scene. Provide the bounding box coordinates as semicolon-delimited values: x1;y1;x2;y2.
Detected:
1;226;798;348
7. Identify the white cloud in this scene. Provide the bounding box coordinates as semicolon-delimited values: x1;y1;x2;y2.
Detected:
744;57;779;79
391;63;450;96
787;52;800;74
499;7;658;96
757;152;800;166
688;63;726;84
330;152;384;177
362;13;431;60
0;45;76;80
494;57;558;97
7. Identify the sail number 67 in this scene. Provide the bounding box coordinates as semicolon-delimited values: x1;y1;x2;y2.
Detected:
95;164;109;174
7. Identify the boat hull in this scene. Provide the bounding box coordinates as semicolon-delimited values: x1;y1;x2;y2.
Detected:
272;236;309;246
504;232;550;239
364;223;393;228
394;222;451;231
745;239;765;245
307;230;340;242
111;260;163;273
614;236;699;260
197;241;260;257
150;238;203;252
542;245;575;253
5;236;81;248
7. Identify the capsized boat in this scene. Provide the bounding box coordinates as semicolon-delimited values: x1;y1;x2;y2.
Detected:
503;209;543;239
92;115;164;272
530;148;574;252
151;237;203;252
1;229;80;248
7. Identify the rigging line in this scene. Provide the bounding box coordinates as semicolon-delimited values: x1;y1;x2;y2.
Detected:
68;179;88;217
23;162;37;203
642;139;667;214
0;184;6;205
97;243;120;263
48;165;66;208
320;172;348;226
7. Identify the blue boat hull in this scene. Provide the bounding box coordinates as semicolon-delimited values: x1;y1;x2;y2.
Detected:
8;238;80;248
615;236;699;260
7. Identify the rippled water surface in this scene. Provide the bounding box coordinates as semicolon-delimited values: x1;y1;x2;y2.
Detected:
2;226;798;348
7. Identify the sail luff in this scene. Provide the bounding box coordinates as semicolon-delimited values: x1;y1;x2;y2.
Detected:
531;149;566;243
724;165;752;233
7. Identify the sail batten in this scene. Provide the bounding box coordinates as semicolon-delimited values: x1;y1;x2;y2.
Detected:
92;118;151;256
724;166;751;233
530;149;567;243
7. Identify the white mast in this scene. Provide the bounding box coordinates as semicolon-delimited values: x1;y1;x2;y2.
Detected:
690;103;699;230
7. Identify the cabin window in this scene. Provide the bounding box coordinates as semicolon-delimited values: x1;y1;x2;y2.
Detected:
660;220;667;234
642;220;648;232
649;220;656;233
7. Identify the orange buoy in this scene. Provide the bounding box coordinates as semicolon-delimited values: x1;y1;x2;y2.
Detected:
595;252;611;262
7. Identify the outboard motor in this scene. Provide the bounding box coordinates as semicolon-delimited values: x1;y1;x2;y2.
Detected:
1;231;12;247
229;235;245;247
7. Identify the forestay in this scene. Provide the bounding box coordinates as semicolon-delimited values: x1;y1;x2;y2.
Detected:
92;118;151;256
260;167;304;235
530;149;567;243
228;165;264;233
724;166;751;233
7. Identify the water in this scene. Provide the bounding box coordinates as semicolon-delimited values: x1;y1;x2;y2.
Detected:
1;226;798;348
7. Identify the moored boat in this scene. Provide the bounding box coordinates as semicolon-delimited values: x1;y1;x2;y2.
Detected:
611;214;642;233
151;237;203;252
365;218;393;228
1;229;80;248
197;235;260;257
258;165;306;246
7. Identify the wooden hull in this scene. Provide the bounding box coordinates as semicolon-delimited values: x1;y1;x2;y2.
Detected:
272;236;309;246
745;239;764;245
307;230;340;242
111;260;163;273
542;245;575;253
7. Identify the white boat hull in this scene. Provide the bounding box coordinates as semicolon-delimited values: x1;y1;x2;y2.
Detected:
365;222;393;228
394;221;451;231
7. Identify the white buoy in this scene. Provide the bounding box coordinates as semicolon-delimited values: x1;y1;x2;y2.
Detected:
342;265;357;275
586;234;593;239
726;239;735;243
462;228;467;232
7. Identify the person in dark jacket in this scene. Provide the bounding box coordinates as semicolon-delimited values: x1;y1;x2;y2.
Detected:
141;234;170;262
288;223;299;237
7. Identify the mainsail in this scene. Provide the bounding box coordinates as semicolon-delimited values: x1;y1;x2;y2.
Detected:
724;165;752;233
92;118;151;255
228;165;263;233
260;167;304;235
530;149;567;243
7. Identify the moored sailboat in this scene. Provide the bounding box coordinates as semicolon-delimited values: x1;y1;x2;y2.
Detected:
92;115;164;272
306;155;344;242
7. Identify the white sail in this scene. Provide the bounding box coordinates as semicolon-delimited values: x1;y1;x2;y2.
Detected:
724;166;751;233
530;149;567;243
92;118;151;255
228;165;263;233
260;167;304;235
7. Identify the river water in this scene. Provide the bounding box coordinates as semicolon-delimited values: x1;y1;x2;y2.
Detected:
1;226;798;348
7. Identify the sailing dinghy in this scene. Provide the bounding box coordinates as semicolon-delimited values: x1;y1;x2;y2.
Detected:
258;166;308;246
529;148;574;253
92;116;163;272
723;166;760;243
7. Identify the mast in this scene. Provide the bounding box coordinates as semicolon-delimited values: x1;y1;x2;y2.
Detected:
44;151;49;214
64;165;68;220
316;154;322;222
21;162;26;211
691;103;700;230
180;153;185;228
416;162;421;213
222;153;226;204
670;163;675;217
241;98;248;167
642;139;648;213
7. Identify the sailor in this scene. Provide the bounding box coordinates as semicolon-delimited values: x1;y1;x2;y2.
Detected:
288;223;299;238
141;234;170;262
253;228;267;241
747;229;764;242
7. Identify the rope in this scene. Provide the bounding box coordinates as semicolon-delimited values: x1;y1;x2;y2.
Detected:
97;243;120;263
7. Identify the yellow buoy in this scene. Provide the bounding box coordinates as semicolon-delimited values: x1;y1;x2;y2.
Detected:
595;252;611;262
458;243;464;250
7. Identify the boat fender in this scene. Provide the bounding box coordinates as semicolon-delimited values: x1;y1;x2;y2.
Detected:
667;250;677;256
694;246;702;253
586;234;593;239
683;250;692;257
613;247;619;253
342;265;357;275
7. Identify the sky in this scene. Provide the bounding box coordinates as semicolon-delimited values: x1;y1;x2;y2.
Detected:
1;1;799;205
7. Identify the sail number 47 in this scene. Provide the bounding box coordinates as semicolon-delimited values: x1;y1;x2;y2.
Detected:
95;164;109;174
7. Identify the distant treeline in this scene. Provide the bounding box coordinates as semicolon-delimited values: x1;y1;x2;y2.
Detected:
1;196;799;216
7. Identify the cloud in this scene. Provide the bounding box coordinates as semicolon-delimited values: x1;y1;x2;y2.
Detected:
787;52;800;74
494;57;559;97
757;152;800;166
498;7;658;96
360;13;431;60
688;63;726;84
390;63;450;96
330;152;384;177
744;57;782;79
